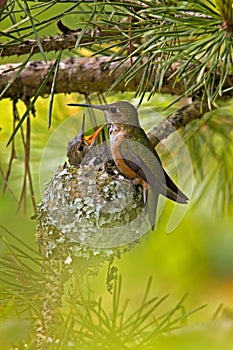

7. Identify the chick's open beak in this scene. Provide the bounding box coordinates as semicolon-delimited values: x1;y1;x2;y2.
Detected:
84;124;105;145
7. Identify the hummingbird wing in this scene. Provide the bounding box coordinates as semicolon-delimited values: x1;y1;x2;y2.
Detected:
118;132;188;204
117;138;160;230
137;129;189;204
132;127;188;203
118;138;166;192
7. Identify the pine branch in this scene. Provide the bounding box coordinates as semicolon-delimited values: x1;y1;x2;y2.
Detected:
0;28;108;58
0;57;182;99
1;0;233;107
148;99;208;147
1;57;233;101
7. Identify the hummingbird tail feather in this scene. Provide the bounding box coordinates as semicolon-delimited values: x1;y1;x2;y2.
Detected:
163;172;189;204
145;189;159;231
165;187;188;204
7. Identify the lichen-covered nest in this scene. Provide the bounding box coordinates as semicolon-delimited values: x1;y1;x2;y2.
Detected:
36;150;149;266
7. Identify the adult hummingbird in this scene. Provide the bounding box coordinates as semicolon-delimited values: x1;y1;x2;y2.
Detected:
68;101;188;229
67;114;105;167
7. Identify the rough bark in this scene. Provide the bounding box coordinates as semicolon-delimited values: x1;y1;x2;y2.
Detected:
0;29;109;58
148;99;208;147
0;57;197;100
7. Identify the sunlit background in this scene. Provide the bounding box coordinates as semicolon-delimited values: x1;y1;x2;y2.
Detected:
1;0;233;348
1;92;233;349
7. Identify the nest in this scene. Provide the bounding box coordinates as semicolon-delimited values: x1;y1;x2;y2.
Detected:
36;136;149;272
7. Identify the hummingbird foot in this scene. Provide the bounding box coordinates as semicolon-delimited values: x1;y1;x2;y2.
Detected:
132;178;148;204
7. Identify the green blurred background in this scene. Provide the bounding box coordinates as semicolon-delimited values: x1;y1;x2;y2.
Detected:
1;93;233;348
1;0;233;348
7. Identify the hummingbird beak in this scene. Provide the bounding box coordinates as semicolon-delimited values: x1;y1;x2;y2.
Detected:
68;103;107;142
67;103;105;111
84;124;106;145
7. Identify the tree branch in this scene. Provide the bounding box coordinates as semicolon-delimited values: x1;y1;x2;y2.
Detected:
0;57;210;100
148;99;208;147
0;57;218;146
0;29;109;58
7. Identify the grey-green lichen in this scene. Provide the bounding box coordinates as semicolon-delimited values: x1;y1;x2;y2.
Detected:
36;159;149;270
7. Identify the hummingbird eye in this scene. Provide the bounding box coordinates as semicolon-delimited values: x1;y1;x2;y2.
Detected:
110;107;117;114
78;144;84;152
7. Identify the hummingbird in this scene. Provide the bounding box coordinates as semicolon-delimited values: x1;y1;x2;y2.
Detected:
68;101;188;229
67;114;105;167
